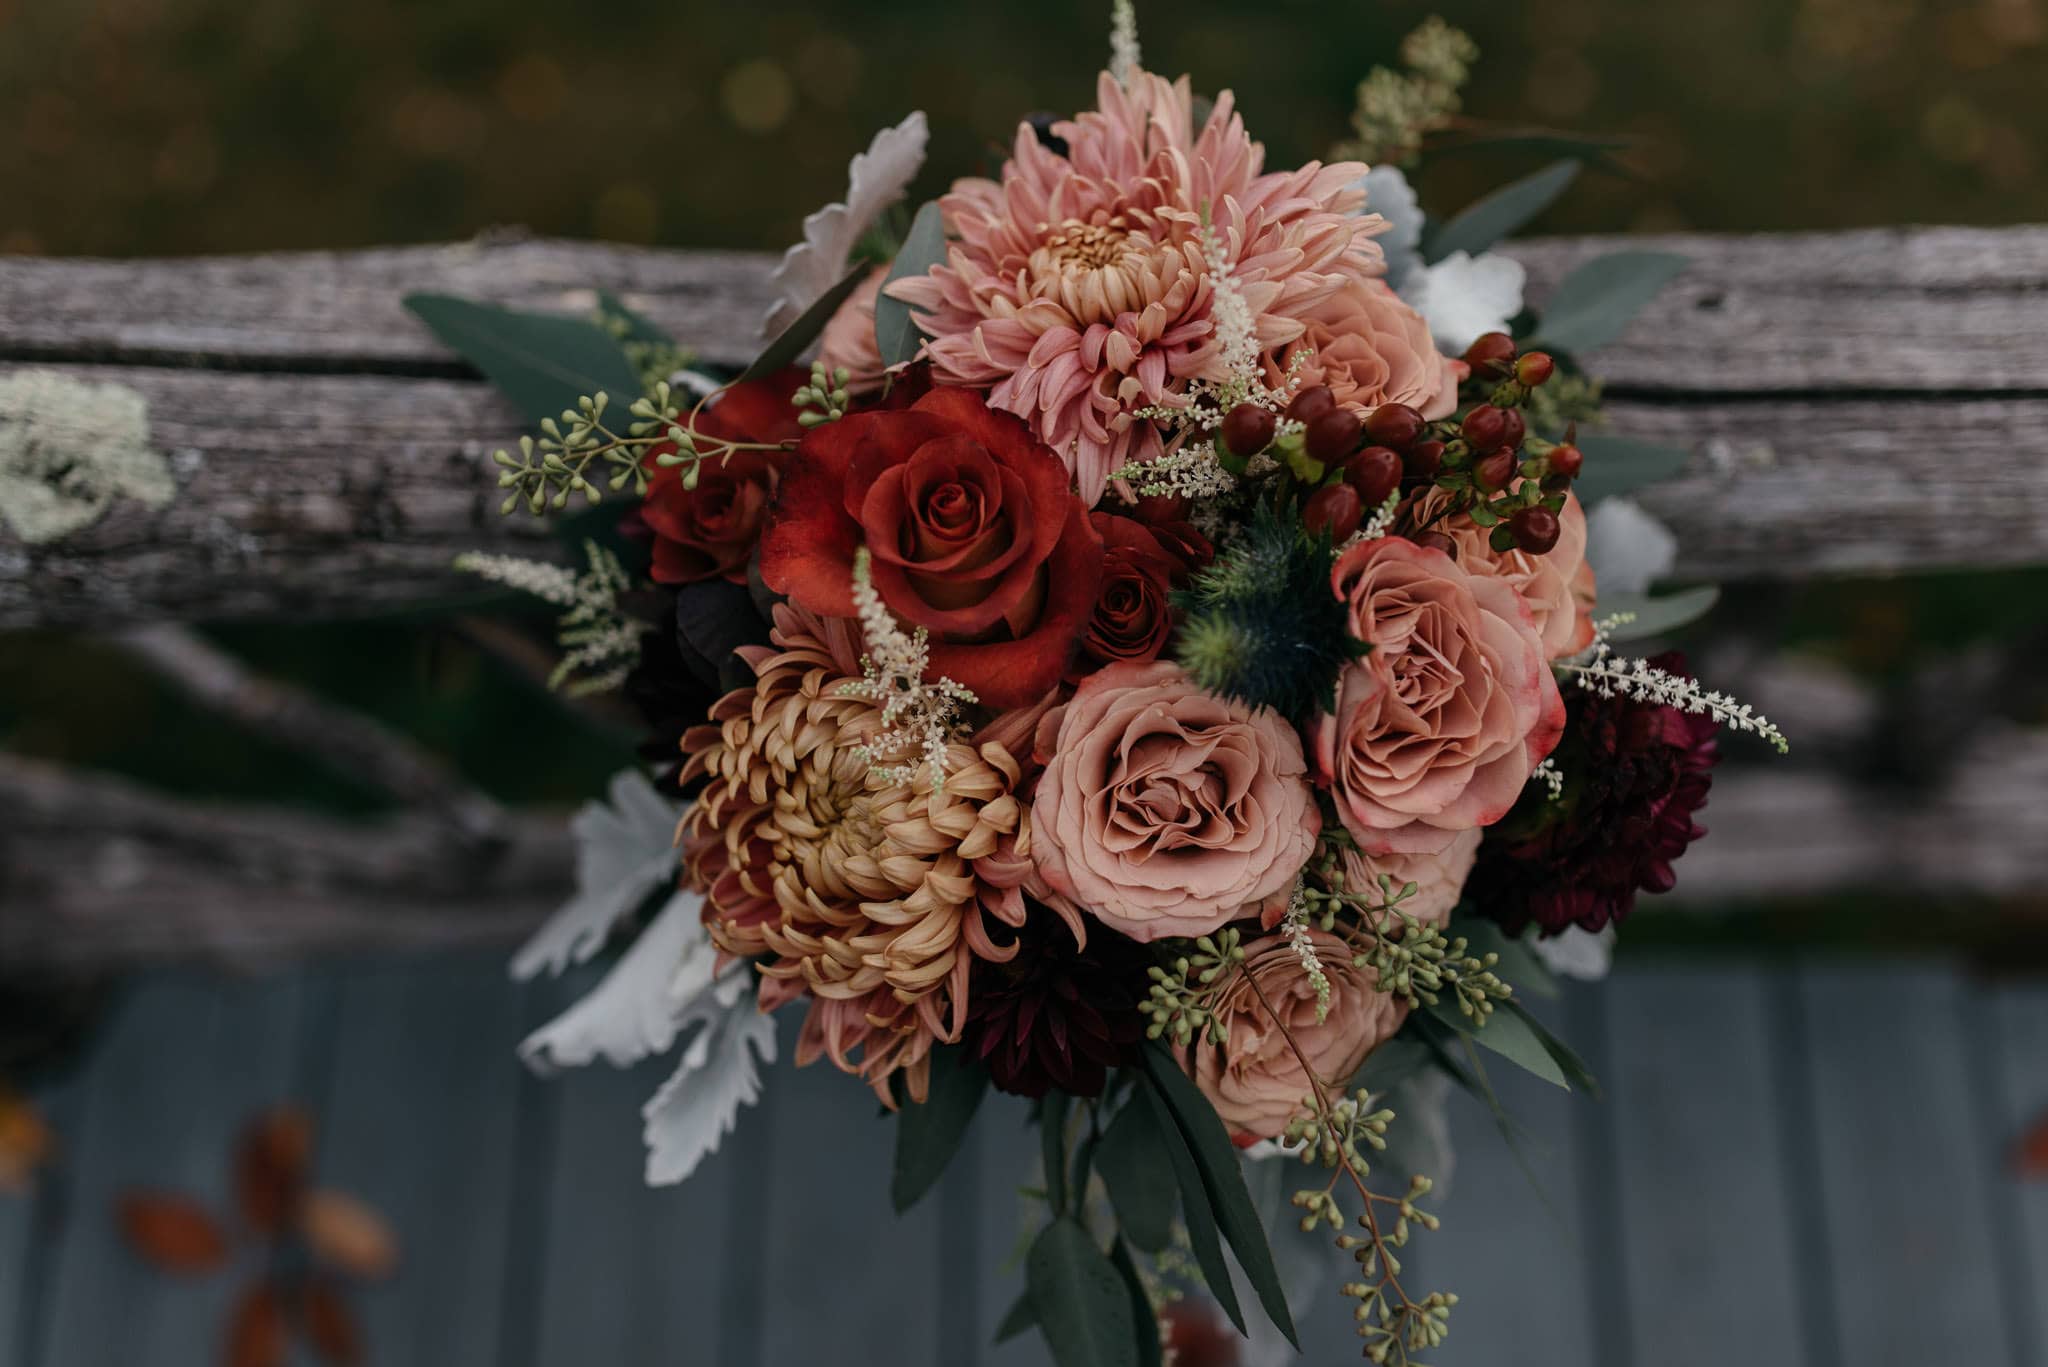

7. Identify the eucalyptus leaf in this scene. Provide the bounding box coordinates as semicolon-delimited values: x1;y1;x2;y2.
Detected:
1422;998;1570;1090
1139;1046;1298;1349
404;293;644;427
1423;159;1580;263
1528;250;1688;355
872;200;947;370
1109;1240;1166;1367
739;264;870;383
593;289;677;349
1598;584;1721;641
994;1291;1036;1344
1503;999;1601;1096
1027;1219;1139;1367
1451;920;1559;1001
673;579;775;694
890;1044;988;1212
1096;1097;1178;1254
1140;1082;1246;1336
1040;1089;1073;1216
1572;434;1692;504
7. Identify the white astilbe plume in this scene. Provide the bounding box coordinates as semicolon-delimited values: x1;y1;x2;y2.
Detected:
1109;0;1142;86
1279;878;1332;1025
840;548;977;792
1339;491;1403;554
455;540;640;694
1110;444;1238;500
1531;756;1565;801
1558;615;1789;754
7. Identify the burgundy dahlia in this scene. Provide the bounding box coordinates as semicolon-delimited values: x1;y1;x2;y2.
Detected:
963;902;1148;1099
1468;653;1720;936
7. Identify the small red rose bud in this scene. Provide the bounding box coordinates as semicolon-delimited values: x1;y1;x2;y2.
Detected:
1304;408;1364;464
1461;405;1509;452
1463;331;1517;375
1475;449;1517;491
1363;401;1425;450
1514;351;1555;386
1287;385;1337;426
1497;408;1526;451
1547;442;1584;478
1403;439;1445;480
1510;505;1562;555
1302;483;1364;542
1413;530;1458;557
1345;446;1403;506
1219;402;1277;457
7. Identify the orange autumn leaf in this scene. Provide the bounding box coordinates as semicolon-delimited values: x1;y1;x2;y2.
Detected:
301;1280;365;1366
225;1283;289;1367
2017;1110;2048;1178
234;1106;314;1236
118;1190;231;1274
302;1188;400;1281
0;1087;53;1193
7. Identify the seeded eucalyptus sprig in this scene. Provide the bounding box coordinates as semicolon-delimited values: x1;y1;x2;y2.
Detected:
1139;929;1247;1046
1302;842;1514;1020
793;360;853;428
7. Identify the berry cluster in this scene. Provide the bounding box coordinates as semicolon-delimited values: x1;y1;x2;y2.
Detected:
1217;331;1585;556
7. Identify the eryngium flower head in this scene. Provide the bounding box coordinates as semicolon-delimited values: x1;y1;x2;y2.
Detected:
1468;652;1720;936
963;900;1147;1099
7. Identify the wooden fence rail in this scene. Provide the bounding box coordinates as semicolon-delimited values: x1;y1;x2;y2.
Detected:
3;228;2046;968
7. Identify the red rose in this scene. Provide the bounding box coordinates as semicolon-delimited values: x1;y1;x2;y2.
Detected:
759;386;1103;707
1071;511;1205;678
640;370;804;585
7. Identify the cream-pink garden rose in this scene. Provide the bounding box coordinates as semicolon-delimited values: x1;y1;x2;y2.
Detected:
1031;660;1318;942
1413;485;1598;658
1261;275;1457;421
1332;828;1480;928
817;264;889;397
1184;928;1407;1142
1315;537;1566;856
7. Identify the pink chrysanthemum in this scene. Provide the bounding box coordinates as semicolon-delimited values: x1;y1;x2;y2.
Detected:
888;72;1383;504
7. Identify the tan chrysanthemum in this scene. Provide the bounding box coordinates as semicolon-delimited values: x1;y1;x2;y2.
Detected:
679;604;1044;1102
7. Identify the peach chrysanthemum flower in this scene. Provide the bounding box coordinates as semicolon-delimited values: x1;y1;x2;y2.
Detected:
679;604;1052;1103
887;71;1383;504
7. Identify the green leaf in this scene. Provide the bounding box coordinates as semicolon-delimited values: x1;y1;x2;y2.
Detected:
1599;585;1721;641
1501;999;1601;1097
994;1291;1036;1344
1139;1082;1246;1336
1139;1046;1298;1349
1354;1032;1438;1095
1423;160;1580;263
1423;999;1570;1090
872;200;946;370
739;264;869;383
1026;1219;1138;1367
1528;250;1688;355
1096;1095;1179;1254
1571;433;1691;504
889;1044;988;1212
592;289;677;349
1039;1090;1073;1216
1109;1240;1165;1367
403;293;643;427
1451;920;1559;1001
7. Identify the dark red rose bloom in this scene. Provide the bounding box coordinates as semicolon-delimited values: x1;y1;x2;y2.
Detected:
639;369;805;586
1125;495;1216;573
963;901;1148;1099
1468;652;1720;936
758;386;1104;707
1071;511;1209;679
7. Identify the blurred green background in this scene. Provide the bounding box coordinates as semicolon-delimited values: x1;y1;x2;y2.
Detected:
3;0;2047;950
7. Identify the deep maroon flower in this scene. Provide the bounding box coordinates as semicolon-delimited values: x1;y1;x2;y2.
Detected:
963;901;1148;1099
1069;510;1208;679
639;370;805;586
1468;652;1720;935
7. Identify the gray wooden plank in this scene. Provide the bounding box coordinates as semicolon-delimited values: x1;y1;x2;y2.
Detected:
1800;962;2020;1367
1988;982;2048;1365
315;953;532;1367
757;1020;943;1367
35;971;308;1367
1602;963;1807;1367
525;968;756;1367
0;1070;80;1363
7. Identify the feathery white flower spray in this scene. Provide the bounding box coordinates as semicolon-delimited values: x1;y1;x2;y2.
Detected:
1531;756;1565;802
456;541;642;695
1340;491;1404;554
1109;0;1142;87
452;551;580;606
1280;877;1333;1024
1557;614;1789;754
840;548;978;792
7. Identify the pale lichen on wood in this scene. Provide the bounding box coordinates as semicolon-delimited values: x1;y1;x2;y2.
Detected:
0;368;174;544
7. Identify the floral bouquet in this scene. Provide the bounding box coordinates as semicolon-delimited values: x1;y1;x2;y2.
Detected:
413;7;1783;1362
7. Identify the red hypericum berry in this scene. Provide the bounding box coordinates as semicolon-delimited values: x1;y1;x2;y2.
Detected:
1510;505;1562;555
1515;351;1555;386
1461;405;1509;452
1463;331;1516;375
1414;530;1458;557
1475;449;1517;491
1219;402;1277;458
1548;443;1584;478
1403;439;1445;480
1497;408;1526;451
1304;408;1364;464
1302;483;1364;542
1345;446;1403;506
1287;385;1337;427
1363;402;1425;449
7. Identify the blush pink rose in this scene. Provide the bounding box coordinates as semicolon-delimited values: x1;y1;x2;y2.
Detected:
1314;537;1566;856
1032;660;1318;943
1413;486;1598;658
1329;828;1480;929
818;264;890;397
1260;276;1457;421
1184;928;1407;1142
